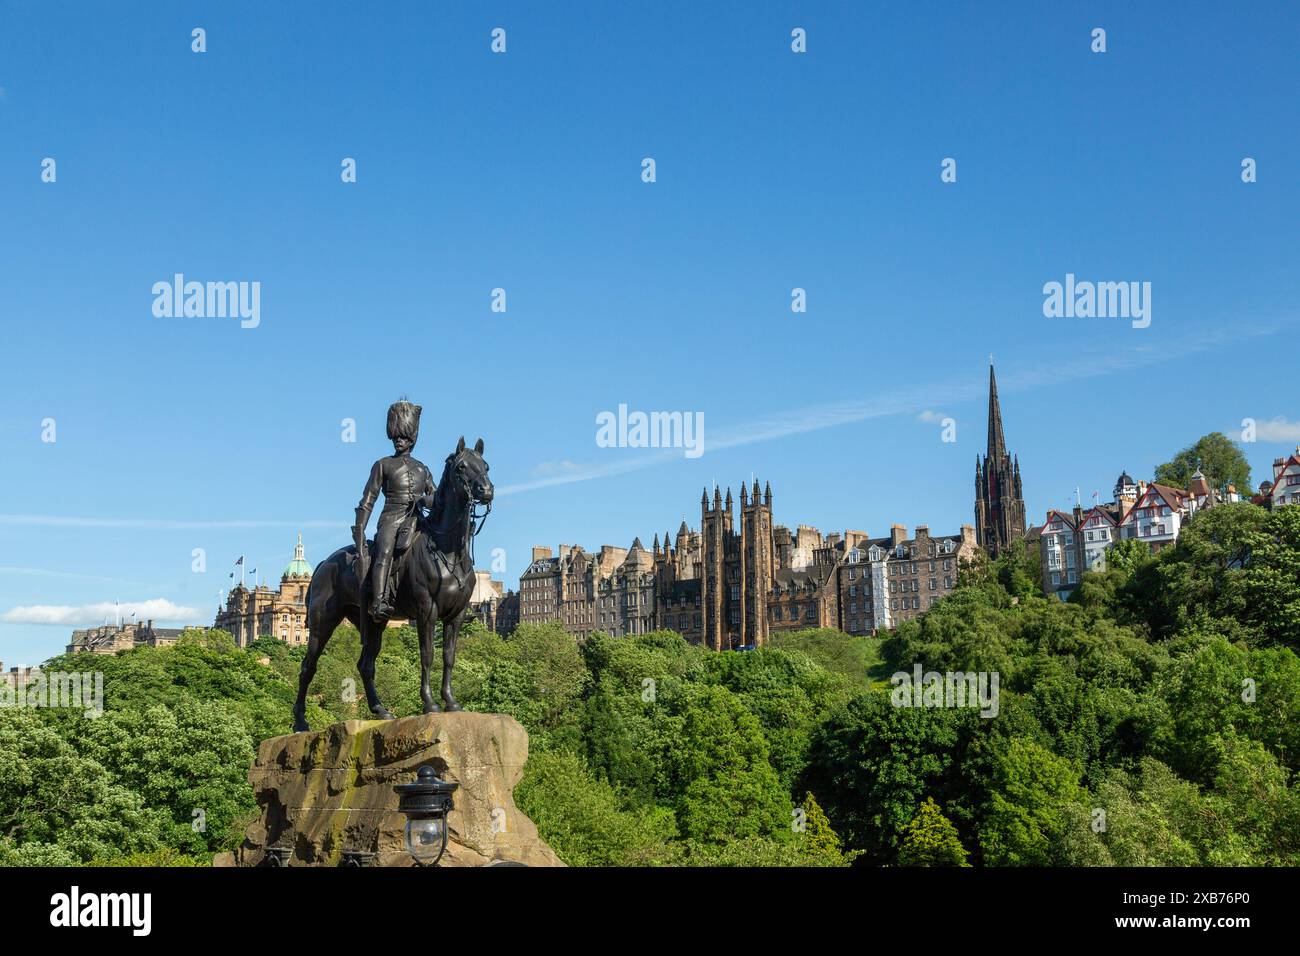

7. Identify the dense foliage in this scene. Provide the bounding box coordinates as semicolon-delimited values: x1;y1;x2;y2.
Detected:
3;502;1298;866
1153;431;1254;495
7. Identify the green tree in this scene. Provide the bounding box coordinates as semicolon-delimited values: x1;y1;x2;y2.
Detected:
980;737;1086;866
665;684;792;844
1155;431;1252;494
1105;538;1152;576
802;692;978;863
897;797;970;866
799;791;853;864
514;751;676;866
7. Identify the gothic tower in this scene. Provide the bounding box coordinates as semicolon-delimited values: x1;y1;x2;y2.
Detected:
700;486;731;651
975;363;1027;557
739;478;774;647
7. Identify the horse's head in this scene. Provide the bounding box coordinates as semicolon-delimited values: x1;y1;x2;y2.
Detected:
443;436;494;509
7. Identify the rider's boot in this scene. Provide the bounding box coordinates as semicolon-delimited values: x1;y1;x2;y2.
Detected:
370;556;394;619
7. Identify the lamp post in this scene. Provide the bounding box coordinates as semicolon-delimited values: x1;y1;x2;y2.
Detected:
394;764;459;867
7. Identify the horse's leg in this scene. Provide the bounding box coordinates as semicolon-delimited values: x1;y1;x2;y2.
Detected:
357;609;393;720
418;603;438;714
441;609;464;712
293;602;342;733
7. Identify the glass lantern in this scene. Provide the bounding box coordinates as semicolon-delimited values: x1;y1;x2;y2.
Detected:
394;764;459;867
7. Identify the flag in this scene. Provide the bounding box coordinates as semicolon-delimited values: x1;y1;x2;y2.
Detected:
234;556;244;566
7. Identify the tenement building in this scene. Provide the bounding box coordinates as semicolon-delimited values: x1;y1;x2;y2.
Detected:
837;524;979;633
519;479;980;648
975;363;1027;557
214;534;312;646
1039;468;1244;599
469;571;519;635
1262;447;1300;508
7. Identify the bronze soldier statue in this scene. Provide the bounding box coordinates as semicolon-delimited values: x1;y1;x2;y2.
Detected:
354;400;435;619
294;431;493;731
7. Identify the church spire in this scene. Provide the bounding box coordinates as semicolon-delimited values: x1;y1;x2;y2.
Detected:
975;361;1026;558
986;362;1007;462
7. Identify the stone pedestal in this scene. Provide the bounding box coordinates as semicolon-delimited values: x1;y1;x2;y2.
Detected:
217;712;563;867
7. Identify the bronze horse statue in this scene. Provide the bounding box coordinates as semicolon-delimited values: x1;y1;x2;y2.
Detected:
291;437;494;732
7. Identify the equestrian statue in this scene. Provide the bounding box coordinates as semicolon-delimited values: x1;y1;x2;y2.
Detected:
292;400;494;732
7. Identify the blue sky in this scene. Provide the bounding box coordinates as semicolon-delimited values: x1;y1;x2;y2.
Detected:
2;1;1299;665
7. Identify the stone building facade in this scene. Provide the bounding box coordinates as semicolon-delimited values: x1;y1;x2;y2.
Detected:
521;537;672;640
214;534;312;647
836;524;979;633
468;570;520;635
66;619;188;655
519;480;979;647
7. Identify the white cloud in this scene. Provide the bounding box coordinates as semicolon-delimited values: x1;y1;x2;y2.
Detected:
918;410;949;423
0;598;204;627
1254;416;1300;442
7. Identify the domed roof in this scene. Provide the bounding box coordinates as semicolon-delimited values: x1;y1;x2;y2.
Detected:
282;533;312;580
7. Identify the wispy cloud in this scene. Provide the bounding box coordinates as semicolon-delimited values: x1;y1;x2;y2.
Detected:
531;460;587;478
918;410;949;424
497;319;1294;496
0;598;203;626
0;516;346;531
1253;416;1300;443
0;566;147;587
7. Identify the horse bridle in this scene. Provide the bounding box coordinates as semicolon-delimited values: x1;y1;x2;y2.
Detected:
452;452;492;560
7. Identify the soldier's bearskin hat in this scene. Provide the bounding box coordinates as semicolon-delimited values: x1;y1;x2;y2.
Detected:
386;400;422;443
